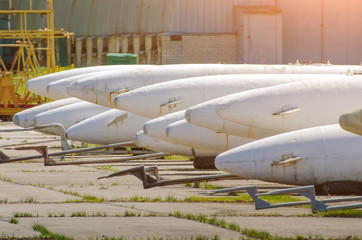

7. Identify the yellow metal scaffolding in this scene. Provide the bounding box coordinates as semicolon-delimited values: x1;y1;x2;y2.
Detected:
0;0;74;119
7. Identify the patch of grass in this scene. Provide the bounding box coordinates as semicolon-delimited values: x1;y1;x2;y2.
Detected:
82;195;105;202
128;195;152;202
146;212;158;217
165;194;177;202
184;193;253;203
59;189;81;197
171;211;231;232
193;182;201;188
48;169;64;172
71;211;88;217
259;194;304;204
163;155;190;160
94;211;108;217
316;208;362;218
112;182;120;186
241;228;274;239
2;177;12;182
65;195;105;203
98;165;118;172
124;210;136;217
48;212;65;217
171;211;315;240
33;223;74;240
9;218;18;224
21;196;37;203
202;181;220;190
70;153;77;161
0;198;8;203
14;212;38;218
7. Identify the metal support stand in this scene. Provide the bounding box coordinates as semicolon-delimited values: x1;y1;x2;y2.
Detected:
202;185;362;213
98;165;236;189
0;141;164;166
0;123;71;150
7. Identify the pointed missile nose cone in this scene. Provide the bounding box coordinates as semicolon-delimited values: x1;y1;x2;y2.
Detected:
66;74;105;105
185;101;224;131
46;74;92;100
65;70;125;107
113;90;148;117
215;144;254;177
142;111;185;140
134;130;216;158
66;109;148;145
10;98;81;128
12;113;20;126
66;79;91;100
184;109;192;123
26;74;58;96
339;109;362;135
66;119;97;144
34;101;110;131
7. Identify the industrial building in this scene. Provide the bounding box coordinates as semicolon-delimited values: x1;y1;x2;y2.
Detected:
2;0;362;66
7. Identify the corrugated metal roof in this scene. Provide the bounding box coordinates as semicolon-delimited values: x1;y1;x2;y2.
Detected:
9;0;275;36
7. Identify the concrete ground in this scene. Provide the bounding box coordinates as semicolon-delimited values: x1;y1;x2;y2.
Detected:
0;121;362;239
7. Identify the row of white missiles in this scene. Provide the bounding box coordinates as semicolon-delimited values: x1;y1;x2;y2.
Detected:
13;63;362;194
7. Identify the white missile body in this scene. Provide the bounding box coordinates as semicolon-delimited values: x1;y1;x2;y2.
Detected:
185;97;280;139
66;109;149;145
215;124;362;194
34;101;111;134
12;98;82;128
216;77;362;133
44;73;98;100
113;74;335;118
44;65;158;100
134;131;216;157
26;65;139;97
166;120;252;152
142;111;185;142
142;111;220;155
143;110;241;156
66;63;361;108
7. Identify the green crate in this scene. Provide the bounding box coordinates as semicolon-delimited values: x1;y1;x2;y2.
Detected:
106;53;137;65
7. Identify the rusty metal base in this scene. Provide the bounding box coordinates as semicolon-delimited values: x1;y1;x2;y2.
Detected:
315;181;362;195
193;157;216;169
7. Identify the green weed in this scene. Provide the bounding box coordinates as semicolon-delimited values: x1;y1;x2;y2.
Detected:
14;212;38;218
165;194;177;202
10;218;18;224
33;223;74;240
316;208;362;218
71;211;88;217
21;196;37;203
163;155;190;160
124;210;136;217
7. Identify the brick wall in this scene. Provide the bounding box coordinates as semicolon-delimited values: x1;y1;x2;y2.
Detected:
158;34;237;64
70;33;237;66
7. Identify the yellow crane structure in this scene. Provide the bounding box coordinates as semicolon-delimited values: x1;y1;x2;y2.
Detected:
0;0;73;121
